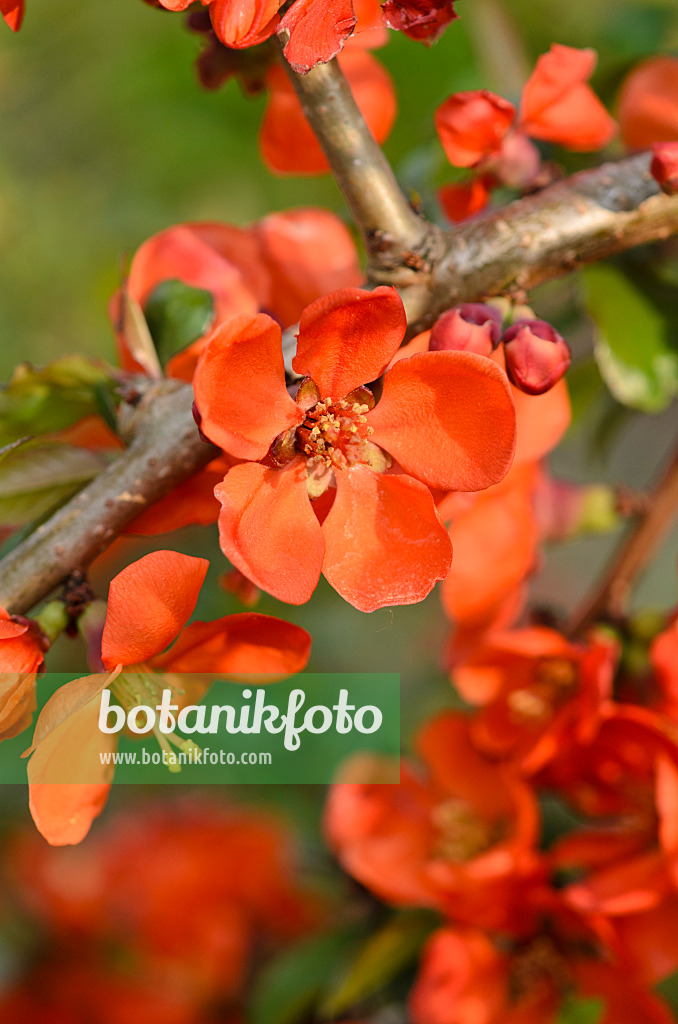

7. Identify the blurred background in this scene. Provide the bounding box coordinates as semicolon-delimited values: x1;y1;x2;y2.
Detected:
2;0;678;1019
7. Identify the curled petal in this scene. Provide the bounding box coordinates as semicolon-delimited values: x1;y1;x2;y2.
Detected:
152;614;312;679
216;459;325;605
194;313;303;459
101;551;208;669
293;287;406;398
368;351;516;491
280;0;357;74
210;0;281;48
322;466;452;612
435;90;515;167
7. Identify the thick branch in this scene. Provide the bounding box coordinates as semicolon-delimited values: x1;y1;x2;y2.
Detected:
281;52;444;281
568;443;678;635
0;380;217;615
404;152;678;331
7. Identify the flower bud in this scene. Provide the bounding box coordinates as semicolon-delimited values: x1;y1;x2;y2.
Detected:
502;319;571;395
651;142;678;195
429;304;503;357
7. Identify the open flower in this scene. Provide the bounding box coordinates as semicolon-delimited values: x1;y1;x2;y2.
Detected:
194;286;517;611
24;550;311;846
325;711;540;931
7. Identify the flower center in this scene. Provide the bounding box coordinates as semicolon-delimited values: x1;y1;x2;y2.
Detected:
296;396;375;470
430;798;502;861
507;657;578;726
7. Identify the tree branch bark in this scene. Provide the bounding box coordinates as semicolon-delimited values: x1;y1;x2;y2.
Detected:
403;152;678;331
0;380;217;616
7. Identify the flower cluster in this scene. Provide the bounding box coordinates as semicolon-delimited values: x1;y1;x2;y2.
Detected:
0;795;320;1022
436;44;617;222
327;608;678;1022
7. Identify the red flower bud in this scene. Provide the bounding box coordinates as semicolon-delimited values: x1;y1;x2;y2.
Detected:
381;0;458;43
651;142;678;196
429;304;503;357
502;319;571;395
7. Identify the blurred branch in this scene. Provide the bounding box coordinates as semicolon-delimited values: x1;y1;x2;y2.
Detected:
568;443;678;635
0;380;217;615
403;152;678;331
280;50;445;283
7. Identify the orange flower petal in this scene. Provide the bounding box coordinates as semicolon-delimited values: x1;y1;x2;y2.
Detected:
26;673;116;846
194;313;303;459
512;378;571;465
322;466;452;611
617;56;678;149
438;177;491;222
252;209;363;327
280;0;357;74
215;459;325;605
368;351;516;491
210;0;280;47
152;613;311;678
293;286;406;399
520;45;616;150
101;552;209;668
0;0;24;30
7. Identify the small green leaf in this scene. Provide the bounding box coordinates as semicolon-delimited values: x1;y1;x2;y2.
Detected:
557;995;604;1024
319;910;436;1018
247;927;362;1024
0;356;117;446
144;279;215;367
583;264;678;413
0;439;107;528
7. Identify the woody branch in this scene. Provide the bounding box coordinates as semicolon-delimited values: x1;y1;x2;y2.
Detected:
2;57;678;617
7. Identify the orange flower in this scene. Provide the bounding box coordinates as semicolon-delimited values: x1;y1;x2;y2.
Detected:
325;711;540;930
0;0;23;30
617;56;678;149
0;606;45;741
24;550;311;845
411;911;675;1024
194;286;517;610
452;627;618;774
260;49;396;174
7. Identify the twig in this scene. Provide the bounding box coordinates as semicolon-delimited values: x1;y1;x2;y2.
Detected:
568;443;678;635
0;380;217;615
280;49;444;282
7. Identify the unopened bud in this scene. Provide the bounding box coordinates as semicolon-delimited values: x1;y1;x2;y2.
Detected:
651;142;678;196
502;319;571;395
429;304;502;357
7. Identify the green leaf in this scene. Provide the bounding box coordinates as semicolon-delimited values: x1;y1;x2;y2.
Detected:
583;264;678;413
144;279;215;367
557;996;604;1024
0;438;107;528
0;356;117;446
247;927;362;1024
319;910;436;1018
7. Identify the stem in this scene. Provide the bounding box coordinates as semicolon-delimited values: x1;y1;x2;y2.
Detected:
0;380;217;616
568;443;678;635
281;50;443;282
